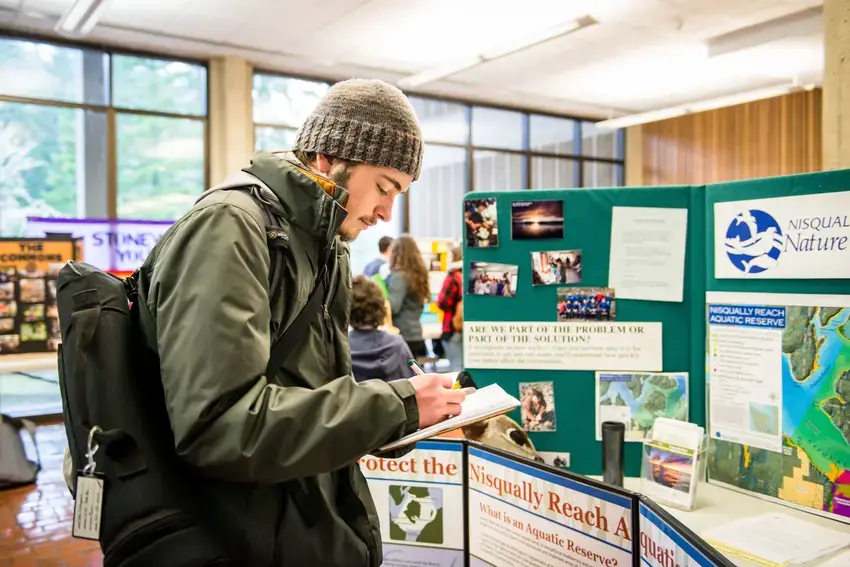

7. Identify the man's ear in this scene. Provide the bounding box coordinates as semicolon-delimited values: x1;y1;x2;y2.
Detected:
314;153;334;175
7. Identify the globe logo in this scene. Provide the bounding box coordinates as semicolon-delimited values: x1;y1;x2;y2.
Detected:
724;209;785;274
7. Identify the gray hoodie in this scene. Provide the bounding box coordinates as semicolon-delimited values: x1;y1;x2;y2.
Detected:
349;329;415;383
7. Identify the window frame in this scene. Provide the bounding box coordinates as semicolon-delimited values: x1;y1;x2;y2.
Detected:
0;30;211;220
251;69;627;235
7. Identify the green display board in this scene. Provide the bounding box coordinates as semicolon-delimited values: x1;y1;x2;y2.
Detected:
462;186;707;478
703;169;850;523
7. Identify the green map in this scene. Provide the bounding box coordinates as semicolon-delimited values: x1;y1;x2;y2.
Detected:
708;305;850;520
388;485;444;544
597;372;689;441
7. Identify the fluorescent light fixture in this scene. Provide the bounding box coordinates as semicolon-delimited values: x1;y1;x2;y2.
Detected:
398;15;597;89
595;83;813;129
55;0;111;35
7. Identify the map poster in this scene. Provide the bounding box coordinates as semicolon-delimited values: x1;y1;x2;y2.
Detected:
468;445;634;567
464;321;663;372
706;291;850;524
358;441;465;566
639;501;730;567
595;372;689;442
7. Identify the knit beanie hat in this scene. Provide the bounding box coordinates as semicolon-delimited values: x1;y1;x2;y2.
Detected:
293;78;424;180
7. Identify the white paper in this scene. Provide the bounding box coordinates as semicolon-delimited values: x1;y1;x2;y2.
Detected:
819;549;850;567
72;475;104;540
609;206;688;302
464;321;663;372
642;418;703;509
378;384;520;452
702;512;850;565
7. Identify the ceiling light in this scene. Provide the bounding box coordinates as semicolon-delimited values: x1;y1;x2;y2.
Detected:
55;0;111;36
397;15;597;89
595;83;812;129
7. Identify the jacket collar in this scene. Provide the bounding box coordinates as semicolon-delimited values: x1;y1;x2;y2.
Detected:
241;151;349;246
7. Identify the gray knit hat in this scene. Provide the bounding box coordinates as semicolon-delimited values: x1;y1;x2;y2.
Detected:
293;78;424;180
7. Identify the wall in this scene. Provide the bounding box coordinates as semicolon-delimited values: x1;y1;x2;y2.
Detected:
632;89;822;186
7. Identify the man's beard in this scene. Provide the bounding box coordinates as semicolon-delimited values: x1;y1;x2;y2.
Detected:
330;163;376;242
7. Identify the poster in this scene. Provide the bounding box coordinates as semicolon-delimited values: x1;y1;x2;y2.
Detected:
608;206;688;302
0;238;75;355
358;441;465;566
595;372;689;442
463;321;663;372
713;191;850;279
706;291;850;523
639;502;725;567
468;446;634;567
25;217;172;275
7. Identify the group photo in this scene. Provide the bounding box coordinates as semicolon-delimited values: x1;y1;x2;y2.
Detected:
468;261;519;298
556;287;616;321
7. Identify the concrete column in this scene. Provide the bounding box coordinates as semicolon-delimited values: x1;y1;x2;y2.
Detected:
208;56;255;186
624;125;644;186
823;0;850;170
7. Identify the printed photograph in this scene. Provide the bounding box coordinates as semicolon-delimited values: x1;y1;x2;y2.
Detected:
21;322;47;342
0;334;19;354
0;266;15;283
465;198;499;248
519;381;556;432
0;319;14;332
556;287;616;321
0;301;17;318
19;279;45;303
511;200;564;240
388;485;443;544
538;452;570;471
645;444;694;494
531;250;582;286
22;304;45;323
468;262;518;298
0;282;13;300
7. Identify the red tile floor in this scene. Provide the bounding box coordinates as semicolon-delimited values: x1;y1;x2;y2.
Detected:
0;423;103;566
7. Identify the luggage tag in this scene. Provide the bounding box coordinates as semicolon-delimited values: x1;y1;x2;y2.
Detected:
73;425;105;541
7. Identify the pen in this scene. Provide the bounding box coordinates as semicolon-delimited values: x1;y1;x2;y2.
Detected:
408;359;463;389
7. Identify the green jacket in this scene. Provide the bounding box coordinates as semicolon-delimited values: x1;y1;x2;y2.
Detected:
135;152;420;566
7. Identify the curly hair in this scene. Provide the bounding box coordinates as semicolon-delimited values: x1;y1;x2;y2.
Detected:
389;234;431;305
350;275;387;329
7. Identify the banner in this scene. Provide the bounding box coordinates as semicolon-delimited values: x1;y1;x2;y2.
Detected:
463;321;663;371
640;501;732;567
713;191;850;279
468;446;634;567
359;441;465;566
0;237;77;354
26;217;172;274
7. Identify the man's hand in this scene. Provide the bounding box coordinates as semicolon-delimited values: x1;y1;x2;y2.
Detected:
409;372;467;429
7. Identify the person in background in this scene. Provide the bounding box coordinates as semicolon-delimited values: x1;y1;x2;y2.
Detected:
437;246;464;371
363;235;394;277
387;234;430;362
349;275;414;382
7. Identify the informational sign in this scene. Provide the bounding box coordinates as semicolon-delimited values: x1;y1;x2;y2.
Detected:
26;217;172;274
0;237;77;354
468;445;634;567
464;321;663;372
609;206;688;302
714;191;850;279
358;441;465;567
707;291;850;523
639;501;729;567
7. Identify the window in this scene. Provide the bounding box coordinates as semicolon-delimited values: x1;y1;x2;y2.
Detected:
583;161;623;188
409;145;469;240
0;35;209;237
530;115;577;155
473;151;526;192
409;97;469;145
531;157;578;190
471;107;525;150
581;121;623;160
252;74;329;151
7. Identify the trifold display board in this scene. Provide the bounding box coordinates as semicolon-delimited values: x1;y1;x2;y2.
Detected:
359;439;734;567
461;169;850;525
462;188;706;478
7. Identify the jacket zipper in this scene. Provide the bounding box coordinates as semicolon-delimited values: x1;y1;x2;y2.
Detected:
322;246;338;370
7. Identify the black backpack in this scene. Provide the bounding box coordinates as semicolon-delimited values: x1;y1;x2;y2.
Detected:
57;185;328;566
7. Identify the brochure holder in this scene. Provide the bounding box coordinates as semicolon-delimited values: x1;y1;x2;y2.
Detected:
639;417;708;512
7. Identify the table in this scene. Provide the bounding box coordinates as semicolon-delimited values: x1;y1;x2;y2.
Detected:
616;477;850;566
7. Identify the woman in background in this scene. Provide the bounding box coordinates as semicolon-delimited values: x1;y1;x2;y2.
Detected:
437;246;464;371
387;234;430;362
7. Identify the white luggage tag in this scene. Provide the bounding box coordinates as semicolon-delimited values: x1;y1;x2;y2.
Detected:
73;425;105;541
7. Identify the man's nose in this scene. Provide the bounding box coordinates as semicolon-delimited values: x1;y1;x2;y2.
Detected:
376;196;395;223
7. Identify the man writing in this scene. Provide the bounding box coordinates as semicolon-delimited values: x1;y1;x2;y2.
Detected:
133;79;466;566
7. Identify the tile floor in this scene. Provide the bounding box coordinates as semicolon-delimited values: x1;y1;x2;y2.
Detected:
0;424;103;566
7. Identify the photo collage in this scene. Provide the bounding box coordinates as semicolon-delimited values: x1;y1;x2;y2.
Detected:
465;196;617;321
0;264;62;354
465;195;620;434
